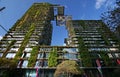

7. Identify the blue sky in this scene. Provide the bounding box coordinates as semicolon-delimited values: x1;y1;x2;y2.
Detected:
0;0;115;46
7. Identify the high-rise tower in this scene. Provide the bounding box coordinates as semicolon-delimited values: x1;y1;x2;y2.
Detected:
0;2;120;77
0;3;54;58
65;20;120;77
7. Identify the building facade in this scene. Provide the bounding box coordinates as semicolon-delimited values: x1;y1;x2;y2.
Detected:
65;20;120;77
0;3;54;58
0;3;55;77
0;3;120;77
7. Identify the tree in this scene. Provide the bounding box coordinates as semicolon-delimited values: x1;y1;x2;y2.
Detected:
0;58;17;68
54;60;83;77
101;0;120;37
0;58;22;77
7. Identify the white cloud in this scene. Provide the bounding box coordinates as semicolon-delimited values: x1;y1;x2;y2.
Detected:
105;0;115;9
63;43;66;46
95;0;106;9
95;0;115;9
0;36;2;40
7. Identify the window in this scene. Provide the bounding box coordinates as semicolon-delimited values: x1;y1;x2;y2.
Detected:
110;48;118;51
35;61;39;67
10;48;18;52
26;53;30;58
6;53;16;58
37;52;46;59
25;70;36;77
115;53;120;58
24;48;32;52
21;53;30;58
22;60;28;68
108;53;113;58
0;53;3;57
35;60;48;67
37;53;43;59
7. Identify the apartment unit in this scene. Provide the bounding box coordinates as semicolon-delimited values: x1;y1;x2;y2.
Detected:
0;3;54;77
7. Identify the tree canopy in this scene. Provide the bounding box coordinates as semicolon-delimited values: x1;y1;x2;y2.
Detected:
0;58;17;68
101;0;120;33
54;60;83;77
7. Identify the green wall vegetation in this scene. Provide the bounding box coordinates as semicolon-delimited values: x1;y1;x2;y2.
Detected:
98;28;111;46
48;47;58;67
78;37;92;67
28;46;39;67
99;51;112;66
14;23;35;62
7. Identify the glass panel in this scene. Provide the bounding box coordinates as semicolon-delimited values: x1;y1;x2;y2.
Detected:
46;53;49;58
37;52;46;59
6;53;16;58
26;53;30;58
35;60;48;67
22;60;28;68
24;48;32;52
10;48;18;51
25;70;36;77
37;53;43;59
115;53;119;58
0;53;3;57
108;53;113;58
35;61;39;67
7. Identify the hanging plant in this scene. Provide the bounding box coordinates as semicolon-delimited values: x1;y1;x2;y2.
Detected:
80;51;92;67
99;51;112;66
78;37;92;67
14;23;35;62
48;47;58;67
28;46;39;67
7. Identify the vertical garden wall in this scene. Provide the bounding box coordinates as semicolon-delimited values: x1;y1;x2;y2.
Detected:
14;23;35;62
48;47;58;67
78;37;93;67
28;46;39;67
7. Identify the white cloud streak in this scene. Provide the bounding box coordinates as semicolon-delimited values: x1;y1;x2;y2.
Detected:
95;0;115;9
0;36;2;40
95;0;106;9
